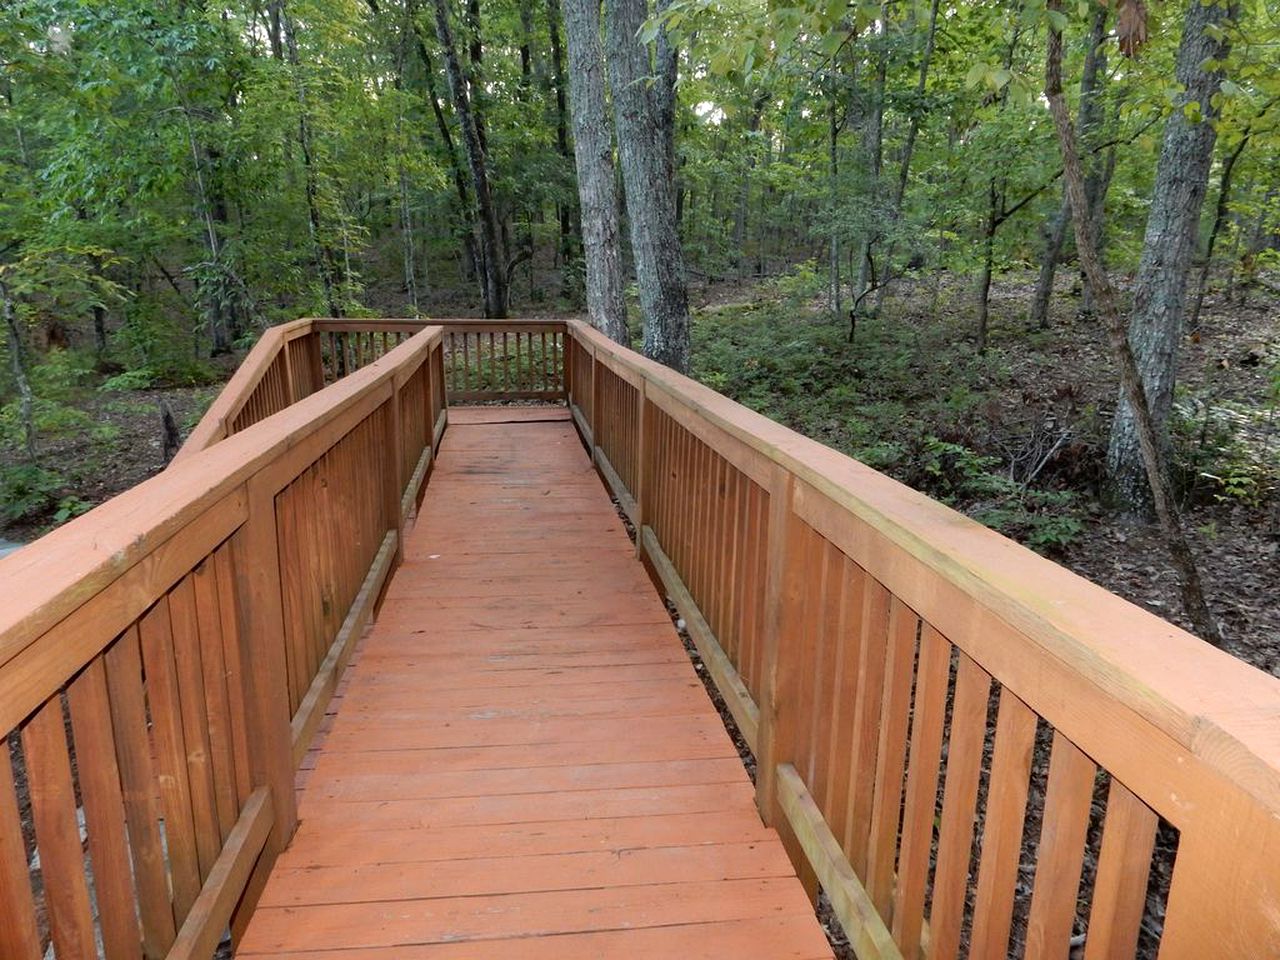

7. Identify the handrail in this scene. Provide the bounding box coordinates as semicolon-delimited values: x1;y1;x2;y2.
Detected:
178;318;565;460
564;318;1280;957
0;324;447;960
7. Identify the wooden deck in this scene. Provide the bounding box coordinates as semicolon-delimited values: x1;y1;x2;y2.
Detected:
236;407;833;959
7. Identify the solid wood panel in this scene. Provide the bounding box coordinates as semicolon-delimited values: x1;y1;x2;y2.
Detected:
969;687;1038;959
1024;732;1096;960
67;656;144;960
1083;780;1158;960
891;624;951;956
928;651;993;960
22;698;97;959
0;738;41;960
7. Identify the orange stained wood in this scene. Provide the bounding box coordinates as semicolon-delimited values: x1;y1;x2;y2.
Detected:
236;406;833;960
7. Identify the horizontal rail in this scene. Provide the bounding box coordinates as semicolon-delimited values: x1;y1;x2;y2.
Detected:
0;323;448;960
566;318;1280;957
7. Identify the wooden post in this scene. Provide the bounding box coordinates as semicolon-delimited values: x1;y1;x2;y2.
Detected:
227;477;299;936
754;464;817;896
589;344;601;464
634;380;648;558
384;390;406;568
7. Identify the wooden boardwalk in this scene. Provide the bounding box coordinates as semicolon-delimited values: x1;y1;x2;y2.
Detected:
236;407;833;959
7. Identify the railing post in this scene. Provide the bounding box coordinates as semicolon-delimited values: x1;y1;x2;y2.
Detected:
385;385;406;567
634;379;648;558
589;344;601;464
227;477;299;936
754;465;817;896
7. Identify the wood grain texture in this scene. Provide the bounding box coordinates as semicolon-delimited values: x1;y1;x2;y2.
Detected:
237;415;831;959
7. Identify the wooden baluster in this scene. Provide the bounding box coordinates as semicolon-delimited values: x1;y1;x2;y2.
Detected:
192;559;240;835
1024;732;1096;960
104;626;178;957
1083;780;1157;960
67;656;144;960
138;597;203;918
0;735;41;960
22;698;97;959
891;625;951;956
969;687;1039;958
928;651;993;960
844;575;891;873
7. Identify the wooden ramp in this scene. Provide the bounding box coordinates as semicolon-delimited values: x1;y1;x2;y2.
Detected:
236;407;833;959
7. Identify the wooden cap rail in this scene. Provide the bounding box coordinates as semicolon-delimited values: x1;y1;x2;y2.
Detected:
0;324;446;960
564;318;1280;957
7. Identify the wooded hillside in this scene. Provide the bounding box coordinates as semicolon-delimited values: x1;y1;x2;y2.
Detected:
2;0;1277;655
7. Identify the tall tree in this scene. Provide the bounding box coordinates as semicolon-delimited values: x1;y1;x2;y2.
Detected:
561;0;629;344
431;0;509;316
605;0;690;371
1105;0;1237;513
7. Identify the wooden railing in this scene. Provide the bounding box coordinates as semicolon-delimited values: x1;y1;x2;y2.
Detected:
0;325;447;960
179;319;562;460
565;319;1280;958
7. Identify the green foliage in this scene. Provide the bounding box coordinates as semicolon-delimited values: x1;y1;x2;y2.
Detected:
0;464;65;524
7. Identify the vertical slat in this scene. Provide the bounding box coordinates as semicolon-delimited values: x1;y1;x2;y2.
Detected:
0;738;41;960
845;574;890;873
215;545;252;808
891;623;951;956
969;688;1040;958
928;651;993;960
22;698;96;959
1024;732;1097;960
192;559;240;835
168;574;223;878
68;656;144;960
138;597;203;919
802;543;836;793
866;595;919;919
1083;780;1158;960
104;626;178;957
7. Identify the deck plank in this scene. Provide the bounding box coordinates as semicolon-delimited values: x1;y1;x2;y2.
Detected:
236;414;832;959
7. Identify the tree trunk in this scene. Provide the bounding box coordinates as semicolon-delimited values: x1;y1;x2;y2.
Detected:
1030;6;1108;329
875;0;939;312
1;280;36;463
546;0;580;270
1105;0;1236;515
854;12;887;306
432;0;508;317
279;0;344;316
409;9;482;282
1046;7;1222;646
1187;134;1247;331
605;0;690;371
561;0;629;345
829;92;843;322
733;91;768;280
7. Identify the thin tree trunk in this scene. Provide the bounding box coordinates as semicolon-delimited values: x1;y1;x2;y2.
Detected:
875;0;939;312
432;0;508;317
546;0;579;269
1031;6;1108;329
829;92;843;322
1;280;36;463
605;0;690;371
854;10;888;305
1187;99;1275;330
561;0;629;345
409;10;482;281
278;0;343;316
1046;7;1222;646
1105;0;1236;514
733;91;768;280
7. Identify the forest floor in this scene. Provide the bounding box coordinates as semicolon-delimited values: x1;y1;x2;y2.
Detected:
3;268;1276;675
